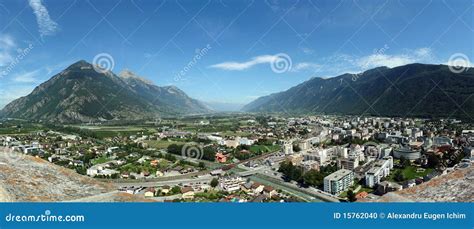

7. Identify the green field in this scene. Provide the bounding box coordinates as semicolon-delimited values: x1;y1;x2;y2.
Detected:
389;166;433;181
401;166;433;179
0;124;43;135
145;140;182;149
71;125;157;138
91;155;112;165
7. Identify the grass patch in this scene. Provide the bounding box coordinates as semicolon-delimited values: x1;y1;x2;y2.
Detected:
145;140;181;149
388;166;433;181
402;166;433;180
91;155;111;165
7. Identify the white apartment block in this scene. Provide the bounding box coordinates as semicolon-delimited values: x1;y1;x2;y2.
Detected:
219;176;245;192
323;169;354;195
283;142;293;154
365;156;393;188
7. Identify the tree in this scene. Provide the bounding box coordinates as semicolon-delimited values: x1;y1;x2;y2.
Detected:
210;178;219;188
403;159;411;168
347;189;357;202
278;161;303;182
394;170;405;182
399;156;411;168
202;146;216;161
293;144;301;152
198;162;205;169
399;156;406;167
256;116;268;127
167;144;181;155
427;154;441;168
171;186;181;194
303;170;324;187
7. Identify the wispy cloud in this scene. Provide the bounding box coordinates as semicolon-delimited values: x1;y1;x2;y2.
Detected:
356;47;434;69
292;62;321;72
310;47;437;77
209;55;279;71
209;47;438;76
12;69;41;83
300;47;315;55
0;34;16;67
28;0;58;37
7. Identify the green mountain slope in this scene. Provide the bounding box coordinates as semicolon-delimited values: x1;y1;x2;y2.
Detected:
0;60;211;123
242;64;474;119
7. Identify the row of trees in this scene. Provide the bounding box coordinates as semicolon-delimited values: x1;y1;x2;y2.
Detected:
44;124;99;139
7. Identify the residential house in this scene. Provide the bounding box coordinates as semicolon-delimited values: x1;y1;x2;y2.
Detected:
375;181;403;195
144;187;156;198
181;187;195;199
215;152;227;163
263;186;277;198
251;182;265;195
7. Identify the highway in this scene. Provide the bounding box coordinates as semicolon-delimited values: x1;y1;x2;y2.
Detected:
114;175;214;188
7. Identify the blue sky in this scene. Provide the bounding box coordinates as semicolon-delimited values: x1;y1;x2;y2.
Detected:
0;0;473;108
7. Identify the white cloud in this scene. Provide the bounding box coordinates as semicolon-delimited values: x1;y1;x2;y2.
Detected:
209;55;280;71
0;34;16;67
293;62;321;72
300;47;315;55
356;47;434;69
209;47;438;76
12;69;41;83
0;35;15;48
28;0;58;37
357;54;414;68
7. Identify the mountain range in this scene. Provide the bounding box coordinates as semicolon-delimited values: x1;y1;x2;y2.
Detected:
0;60;211;123
242;64;474;119
2;62;473;123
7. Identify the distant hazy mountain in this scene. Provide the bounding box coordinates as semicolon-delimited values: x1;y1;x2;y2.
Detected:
118;70;211;114
0;60;212;123
204;101;244;112
242;64;474;119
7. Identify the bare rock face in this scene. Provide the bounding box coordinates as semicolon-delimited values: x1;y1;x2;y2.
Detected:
0;147;113;201
362;166;474;202
0;147;154;202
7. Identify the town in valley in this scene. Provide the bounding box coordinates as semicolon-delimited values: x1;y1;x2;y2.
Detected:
1;114;472;202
